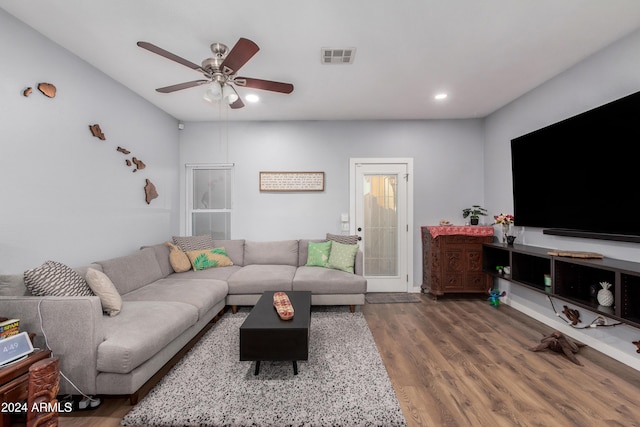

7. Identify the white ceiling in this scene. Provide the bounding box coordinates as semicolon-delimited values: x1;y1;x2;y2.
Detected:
3;0;640;122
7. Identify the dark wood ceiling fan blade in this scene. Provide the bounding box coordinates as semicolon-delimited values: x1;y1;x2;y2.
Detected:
156;80;209;93
220;38;260;75
229;98;245;109
137;41;203;71
234;77;294;94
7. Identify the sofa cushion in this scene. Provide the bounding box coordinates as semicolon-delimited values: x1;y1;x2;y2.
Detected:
327;241;359;273
172;234;214;252
213;239;245;266
140;243;174;277
244;240;298;266
306;241;332;267
86;268;122;316
122;278;228;320
185;248;234;271
227;265;296;294
168;265;241;281
24;261;94;297
97;248;164;295
97;300;198;374
0;274;29;296
293;266;367;294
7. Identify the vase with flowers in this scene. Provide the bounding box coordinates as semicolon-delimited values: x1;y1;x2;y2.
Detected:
494;213;515;244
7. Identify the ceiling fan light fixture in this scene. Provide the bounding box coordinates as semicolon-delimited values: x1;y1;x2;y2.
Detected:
222;84;239;104
203;83;222;103
245;94;259;103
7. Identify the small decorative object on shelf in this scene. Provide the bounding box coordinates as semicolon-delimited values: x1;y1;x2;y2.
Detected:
597;281;614;307
495;265;504;275
487;288;506;307
493;213;515;243
562;305;581;325
547;250;604;259
462;205;487;225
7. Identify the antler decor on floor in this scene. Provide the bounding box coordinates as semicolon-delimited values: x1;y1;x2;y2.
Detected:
529;331;585;366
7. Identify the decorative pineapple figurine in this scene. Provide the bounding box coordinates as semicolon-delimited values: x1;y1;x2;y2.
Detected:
597;281;614;307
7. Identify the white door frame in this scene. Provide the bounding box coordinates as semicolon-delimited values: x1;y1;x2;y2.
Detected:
349;158;414;292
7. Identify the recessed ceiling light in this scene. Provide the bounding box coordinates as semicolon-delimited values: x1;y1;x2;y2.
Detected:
434;93;448;100
245;94;259;103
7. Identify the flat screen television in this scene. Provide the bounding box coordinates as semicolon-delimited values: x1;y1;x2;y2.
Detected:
511;90;640;243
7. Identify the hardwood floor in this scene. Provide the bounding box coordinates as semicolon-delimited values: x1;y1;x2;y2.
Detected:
55;294;640;427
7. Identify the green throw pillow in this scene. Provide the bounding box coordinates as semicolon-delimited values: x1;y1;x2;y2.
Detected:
306;241;332;267
186;247;234;271
327;241;358;273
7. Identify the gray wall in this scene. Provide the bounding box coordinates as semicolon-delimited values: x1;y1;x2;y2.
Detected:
484;28;640;369
0;9;180;273
179;119;486;289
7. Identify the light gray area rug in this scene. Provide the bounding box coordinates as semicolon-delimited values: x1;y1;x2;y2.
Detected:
122;309;406;427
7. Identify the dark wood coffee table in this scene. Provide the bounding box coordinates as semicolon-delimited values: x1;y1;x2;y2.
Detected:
239;291;311;375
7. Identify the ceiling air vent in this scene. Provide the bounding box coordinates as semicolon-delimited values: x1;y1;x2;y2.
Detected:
321;48;356;64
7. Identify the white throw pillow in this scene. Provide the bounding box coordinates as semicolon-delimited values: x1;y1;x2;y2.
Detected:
85;268;122;316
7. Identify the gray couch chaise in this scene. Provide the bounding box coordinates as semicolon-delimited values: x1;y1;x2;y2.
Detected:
0;238;366;403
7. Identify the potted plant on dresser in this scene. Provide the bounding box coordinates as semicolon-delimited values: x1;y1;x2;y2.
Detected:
462;205;488;225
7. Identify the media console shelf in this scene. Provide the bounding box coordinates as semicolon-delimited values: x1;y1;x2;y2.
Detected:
482;242;640;329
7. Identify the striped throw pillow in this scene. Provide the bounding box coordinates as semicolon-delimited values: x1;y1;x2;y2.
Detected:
24;261;94;297
326;233;359;245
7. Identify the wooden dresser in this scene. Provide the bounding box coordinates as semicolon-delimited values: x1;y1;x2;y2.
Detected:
421;226;494;299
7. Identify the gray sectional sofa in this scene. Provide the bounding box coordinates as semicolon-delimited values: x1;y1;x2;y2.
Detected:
0;238;366;403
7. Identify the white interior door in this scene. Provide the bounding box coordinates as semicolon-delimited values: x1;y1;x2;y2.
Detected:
351;160;412;293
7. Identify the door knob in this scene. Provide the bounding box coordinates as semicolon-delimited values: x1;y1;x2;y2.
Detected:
357;227;362;232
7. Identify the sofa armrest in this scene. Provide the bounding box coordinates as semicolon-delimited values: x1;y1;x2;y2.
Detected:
0;296;104;395
355;250;364;276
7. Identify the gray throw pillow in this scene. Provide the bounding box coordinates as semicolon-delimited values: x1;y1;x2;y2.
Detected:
24;260;94;297
326;233;359;245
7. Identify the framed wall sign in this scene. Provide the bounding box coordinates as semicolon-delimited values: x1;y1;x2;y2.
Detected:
259;171;325;192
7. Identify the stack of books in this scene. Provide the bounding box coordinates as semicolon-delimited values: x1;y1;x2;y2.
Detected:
0;318;20;340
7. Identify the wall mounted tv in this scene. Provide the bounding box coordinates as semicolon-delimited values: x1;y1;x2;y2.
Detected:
511;90;640;243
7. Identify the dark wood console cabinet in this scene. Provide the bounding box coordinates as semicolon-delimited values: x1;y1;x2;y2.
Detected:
482;242;640;328
421;226;493;298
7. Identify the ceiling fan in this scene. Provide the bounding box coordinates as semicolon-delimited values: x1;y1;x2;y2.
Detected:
137;38;294;109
